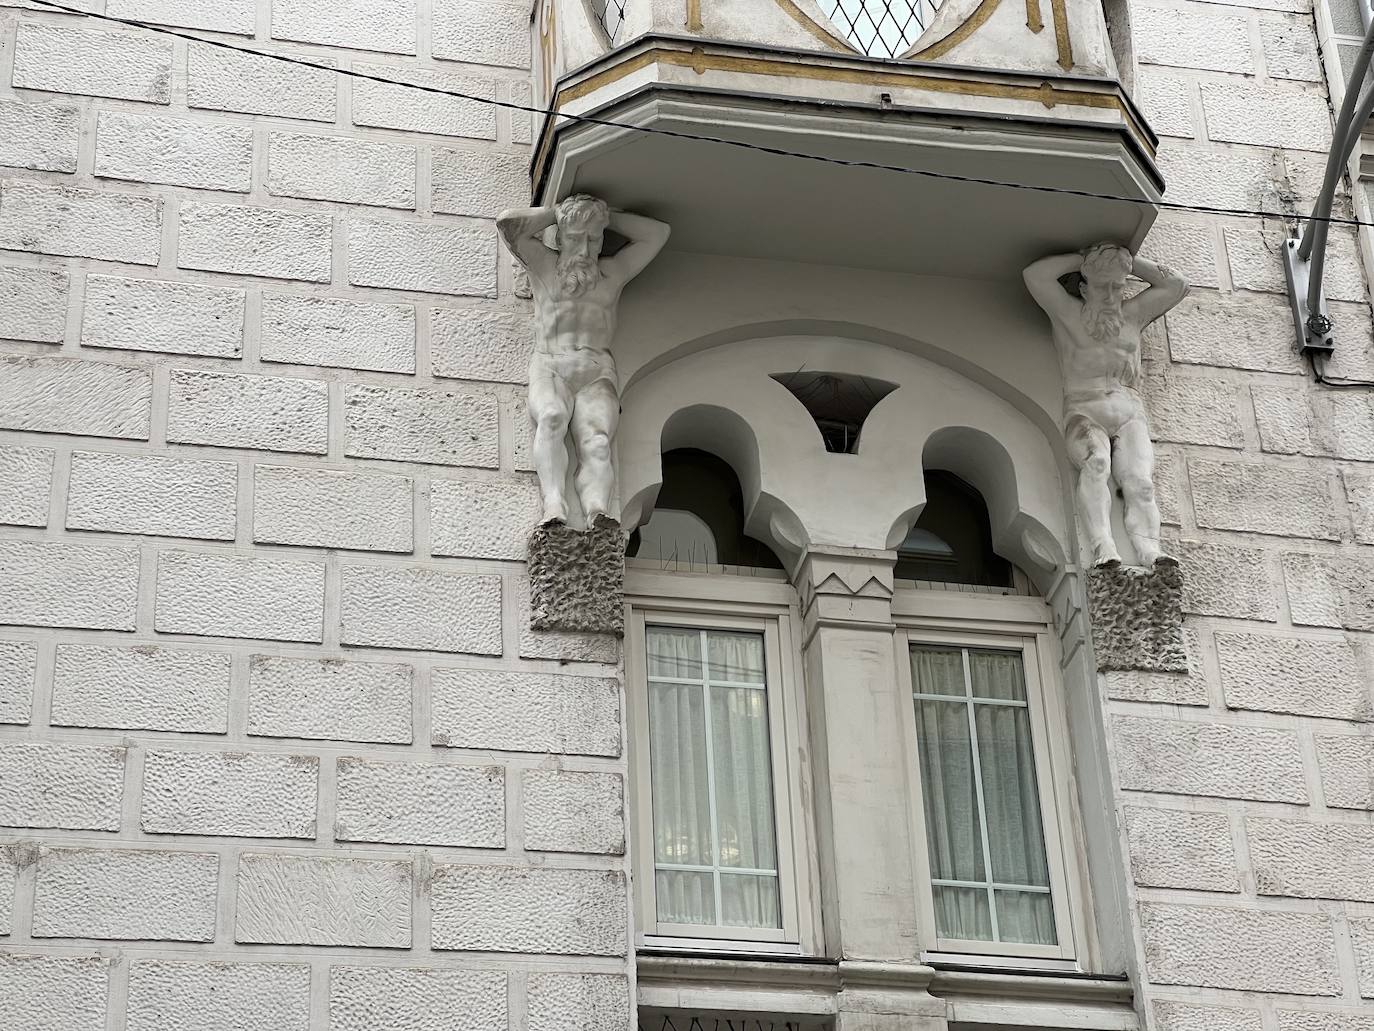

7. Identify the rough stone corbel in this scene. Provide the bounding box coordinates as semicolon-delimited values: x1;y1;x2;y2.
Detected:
527;517;626;636
1085;561;1187;673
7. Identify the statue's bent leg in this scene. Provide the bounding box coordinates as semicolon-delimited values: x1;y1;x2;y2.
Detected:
571;378;619;524
528;364;573;524
1067;418;1121;567
1114;415;1170;566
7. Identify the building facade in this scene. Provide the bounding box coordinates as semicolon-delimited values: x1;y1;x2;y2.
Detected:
0;0;1372;1029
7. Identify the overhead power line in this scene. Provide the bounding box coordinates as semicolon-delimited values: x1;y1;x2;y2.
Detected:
18;0;1374;230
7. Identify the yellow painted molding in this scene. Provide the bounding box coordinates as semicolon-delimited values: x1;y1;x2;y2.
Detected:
1026;0;1044;32
1051;0;1074;69
911;0;1004;60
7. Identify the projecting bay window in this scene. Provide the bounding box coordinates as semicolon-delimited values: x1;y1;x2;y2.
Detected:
899;625;1080;964
627;594;811;952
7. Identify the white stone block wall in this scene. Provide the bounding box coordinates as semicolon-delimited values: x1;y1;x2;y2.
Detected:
1125;1;1374;1024
0;4;628;1029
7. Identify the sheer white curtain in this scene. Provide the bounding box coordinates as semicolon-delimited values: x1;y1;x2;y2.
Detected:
647;627;781;930
911;646;1056;947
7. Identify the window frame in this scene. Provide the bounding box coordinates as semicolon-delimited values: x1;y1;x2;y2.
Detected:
892;589;1087;966
625;567;818;955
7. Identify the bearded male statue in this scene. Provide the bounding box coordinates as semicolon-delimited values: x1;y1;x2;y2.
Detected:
498;195;671;526
1023;244;1188;569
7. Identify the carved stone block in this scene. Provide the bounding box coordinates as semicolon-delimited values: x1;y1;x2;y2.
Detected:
1086;562;1187;673
527;518;625;636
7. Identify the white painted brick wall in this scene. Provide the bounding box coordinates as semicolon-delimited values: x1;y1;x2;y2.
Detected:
0;180;162;265
126;960;312;1031
0;639;37;724
1154;1001;1264;1031
1351;920;1374;995
527;973;631;1031
260;294;417;373
1123;806;1239;892
1214;630;1370;720
1247;818;1374;901
431;306;532;383
339;565;502;653
12;23;172;103
1140;903;1340;994
1283;551;1374;631
141;749;319;838
187;43;337;122
154;550;326;642
1198;80;1332;150
0;953;110;1031
0;97;80;172
0;265;70;342
1113;716;1307;802
346;218;497;296
67;451;238;540
167;369;328;454
431;0;530;68
179;203;333;282
253;464;414;552
32;847;219;941
0;848;15;934
334;757;504;846
1171;540;1278;620
81;275;247;359
0;539;140;631
344;384;499;467
1316;735;1374;810
0;355;152;439
271;0;418;54
430;865;626;954
267;132;417;209
0;741;125;831
522;769;625;855
94;112;254;192
430;477;541;559
432;149;528;218
1187;458;1339;539
350;64;496;139
235;853;411;947
328;966;506;1031
0;444;54;526
106;0;258;35
51;643;231;734
430;668;621;755
1144;376;1246;447
247;654;413;743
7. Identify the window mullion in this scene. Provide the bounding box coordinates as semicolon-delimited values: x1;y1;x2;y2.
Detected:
699;628;725;925
961;646;1000;944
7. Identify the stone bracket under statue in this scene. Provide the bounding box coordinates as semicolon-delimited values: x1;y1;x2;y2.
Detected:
499;194;671;637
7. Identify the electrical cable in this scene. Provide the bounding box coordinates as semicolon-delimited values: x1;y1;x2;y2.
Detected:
18;0;1374;231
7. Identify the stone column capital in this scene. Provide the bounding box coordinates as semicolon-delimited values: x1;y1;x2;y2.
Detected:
793;545;897;638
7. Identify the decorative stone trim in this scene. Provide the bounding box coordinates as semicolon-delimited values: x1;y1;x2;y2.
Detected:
1085;561;1187;673
527;518;626;636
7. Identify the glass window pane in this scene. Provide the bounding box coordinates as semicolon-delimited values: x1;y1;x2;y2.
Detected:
911;646;966;696
720;872;781;929
933;884;992;942
711;679;778;872
969;649;1026;701
975;704;1051;889
656;869;714;926
648;681;711;866
914;698;985;882
707;631;765;683
647;627;702;678
995;889;1057;946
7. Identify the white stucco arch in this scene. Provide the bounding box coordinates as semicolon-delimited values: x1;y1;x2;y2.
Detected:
618;331;1074;592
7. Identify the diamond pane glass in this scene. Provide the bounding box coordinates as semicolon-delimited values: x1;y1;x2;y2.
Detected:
819;0;943;58
589;0;629;45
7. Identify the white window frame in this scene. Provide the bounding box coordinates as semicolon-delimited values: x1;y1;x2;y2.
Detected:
892;589;1088;966
625;566;818;955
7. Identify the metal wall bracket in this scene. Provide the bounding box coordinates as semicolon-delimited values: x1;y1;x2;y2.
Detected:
1282;237;1336;357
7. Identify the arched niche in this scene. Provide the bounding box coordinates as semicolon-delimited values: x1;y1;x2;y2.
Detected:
618;332;1072;595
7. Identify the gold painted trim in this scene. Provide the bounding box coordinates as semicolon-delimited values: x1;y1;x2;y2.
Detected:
1050;0;1073;69
911;0;1003;60
686;0;702;30
772;0;855;51
538;45;1156;174
1026;0;1044;32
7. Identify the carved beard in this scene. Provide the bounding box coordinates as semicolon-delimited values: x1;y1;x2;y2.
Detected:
1082;300;1124;343
557;255;601;297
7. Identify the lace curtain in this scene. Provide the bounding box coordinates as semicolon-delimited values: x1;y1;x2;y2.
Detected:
911;646;1056;947
647;627;781;929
